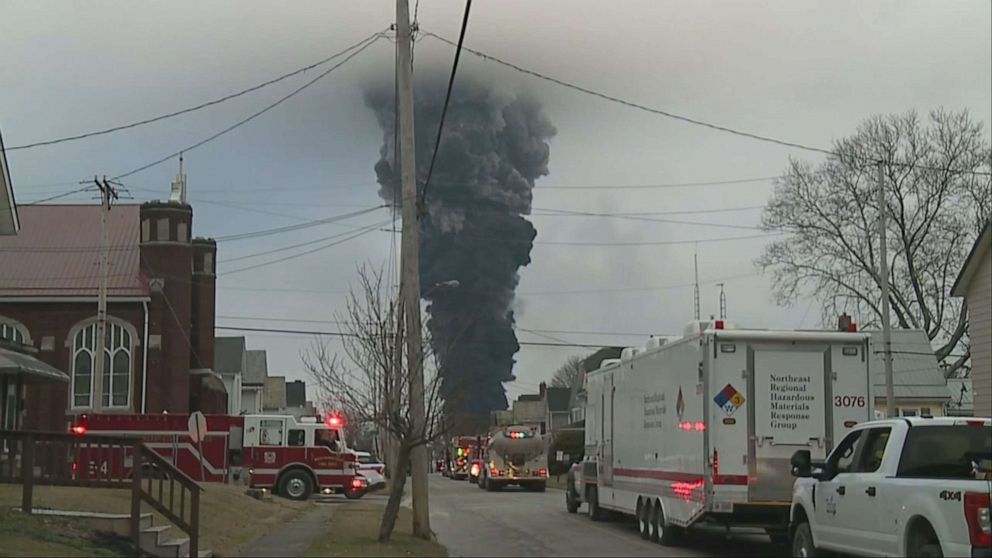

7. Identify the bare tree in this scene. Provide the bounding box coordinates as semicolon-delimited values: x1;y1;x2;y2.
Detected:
758;109;991;377
303;265;448;542
550;355;585;389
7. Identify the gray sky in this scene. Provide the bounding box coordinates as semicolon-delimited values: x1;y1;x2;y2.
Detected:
3;0;990;403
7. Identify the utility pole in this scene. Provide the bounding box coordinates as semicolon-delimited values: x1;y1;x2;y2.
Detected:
876;162;896;418
717;283;727;320
693;250;701;321
92;176;118;411
395;0;431;537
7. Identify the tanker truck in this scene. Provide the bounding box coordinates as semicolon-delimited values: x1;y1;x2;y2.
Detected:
478;425;549;492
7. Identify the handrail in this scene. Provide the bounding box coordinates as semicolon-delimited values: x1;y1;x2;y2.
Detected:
0;430;201;557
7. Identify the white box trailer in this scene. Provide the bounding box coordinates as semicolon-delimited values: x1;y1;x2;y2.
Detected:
577;321;873;544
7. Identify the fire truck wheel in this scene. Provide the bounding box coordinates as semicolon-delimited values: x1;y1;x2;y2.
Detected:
344;487;365;500
478;475;487;490
278;470;314;501
486;479;501;492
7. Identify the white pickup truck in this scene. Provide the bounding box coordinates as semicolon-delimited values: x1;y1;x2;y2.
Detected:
788;416;991;558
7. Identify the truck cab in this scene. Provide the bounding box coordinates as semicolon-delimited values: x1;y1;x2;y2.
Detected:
789;417;991;557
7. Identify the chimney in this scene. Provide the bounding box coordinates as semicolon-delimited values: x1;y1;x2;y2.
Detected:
539;382;547;399
838;313;852;332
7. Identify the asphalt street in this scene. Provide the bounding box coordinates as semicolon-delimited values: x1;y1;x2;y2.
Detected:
428;475;788;557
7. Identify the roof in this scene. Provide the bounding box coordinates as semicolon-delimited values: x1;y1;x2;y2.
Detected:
214;337;246;376
581;347;623;374
951;221;991;297
0;204;146;297
0;129;18;235
868;329;950;401
546;387;571;412
244;349;268;385
0;346;69;383
517;394;541;402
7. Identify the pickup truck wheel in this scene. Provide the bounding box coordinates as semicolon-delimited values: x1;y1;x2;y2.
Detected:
278;470;313;501
344;487;365;500
791;521;819;558
914;544;943;558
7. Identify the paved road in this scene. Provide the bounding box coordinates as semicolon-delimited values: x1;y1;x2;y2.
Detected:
428;475;787;557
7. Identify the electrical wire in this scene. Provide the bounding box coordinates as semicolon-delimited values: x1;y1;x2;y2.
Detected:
220;218;392;263
215;205;386;241
219;222;383;276
6;31;393;152
419;0;472;207
112;32;386;180
423;31;991;178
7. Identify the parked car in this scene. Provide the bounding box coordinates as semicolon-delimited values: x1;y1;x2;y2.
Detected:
353;451;386;490
789;416;991;558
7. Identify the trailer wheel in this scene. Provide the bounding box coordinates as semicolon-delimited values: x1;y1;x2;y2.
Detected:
654;503;682;546
648;501;660;542
586;486;606;521
637;498;650;539
277;470;313;501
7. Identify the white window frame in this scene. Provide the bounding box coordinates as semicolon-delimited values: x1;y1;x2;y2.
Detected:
69;319;134;410
0;317;31;346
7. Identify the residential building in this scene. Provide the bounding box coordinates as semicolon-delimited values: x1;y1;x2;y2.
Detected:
0;197;224;431
951;221;991;417
869;329;950;417
286;379;306;408
241;350;267;414
214;337;246;415
545;386;571;433
511;392;545;432
263;376;287;411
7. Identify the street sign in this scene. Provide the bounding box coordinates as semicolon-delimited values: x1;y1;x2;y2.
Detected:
188;411;207;443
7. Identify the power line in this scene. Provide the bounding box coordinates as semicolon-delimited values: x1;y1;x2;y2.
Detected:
112;32;386;180
424;31;991;178
535;177;779;189
213;324;603;348
215;205;386;241
220;218;391;263
219;223;384;276
5;31;392;152
419;0;472;208
532;233;780;246
530;206;764;231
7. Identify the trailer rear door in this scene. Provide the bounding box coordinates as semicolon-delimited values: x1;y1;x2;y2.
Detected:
748;345;831;502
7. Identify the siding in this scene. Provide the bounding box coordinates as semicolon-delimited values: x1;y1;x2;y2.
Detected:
967;249;992;417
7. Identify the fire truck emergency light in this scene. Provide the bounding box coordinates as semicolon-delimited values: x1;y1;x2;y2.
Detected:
327;416;343;428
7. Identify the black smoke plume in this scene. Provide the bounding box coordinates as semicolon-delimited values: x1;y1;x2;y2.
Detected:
365;75;556;418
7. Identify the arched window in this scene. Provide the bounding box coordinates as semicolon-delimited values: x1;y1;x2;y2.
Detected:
0;320;28;345
71;322;132;408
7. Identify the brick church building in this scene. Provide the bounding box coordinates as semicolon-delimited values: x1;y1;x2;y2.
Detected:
0;182;226;431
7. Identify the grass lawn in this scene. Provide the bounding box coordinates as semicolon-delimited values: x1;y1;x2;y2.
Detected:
0;483;311;557
0;507;133;557
304;503;447;558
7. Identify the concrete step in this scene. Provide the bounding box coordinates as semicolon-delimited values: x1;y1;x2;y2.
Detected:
149;537;190;558
140;524;172;547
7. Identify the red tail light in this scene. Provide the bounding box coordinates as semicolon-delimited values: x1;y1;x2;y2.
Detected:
538;468;548;477
71;425;86;436
351;478;365;489
965;492;992;546
490;468;501;477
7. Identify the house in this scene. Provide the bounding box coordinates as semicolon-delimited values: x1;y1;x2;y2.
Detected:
545;386;571;433
869;329;950;417
242;350;267;414
0;128;18;235
946;378;974;417
263;375;287;411
215;337;246;415
569;347;623;424
511;392;546;432
0;196;224;431
951;221;991;418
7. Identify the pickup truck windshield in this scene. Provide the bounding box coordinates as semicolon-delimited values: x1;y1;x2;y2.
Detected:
897;425;992;479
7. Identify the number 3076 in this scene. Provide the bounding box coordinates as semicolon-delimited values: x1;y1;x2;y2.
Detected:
835;395;866;407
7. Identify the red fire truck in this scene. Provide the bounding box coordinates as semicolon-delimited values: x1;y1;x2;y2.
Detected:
445;435;484;481
72;413;366;500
